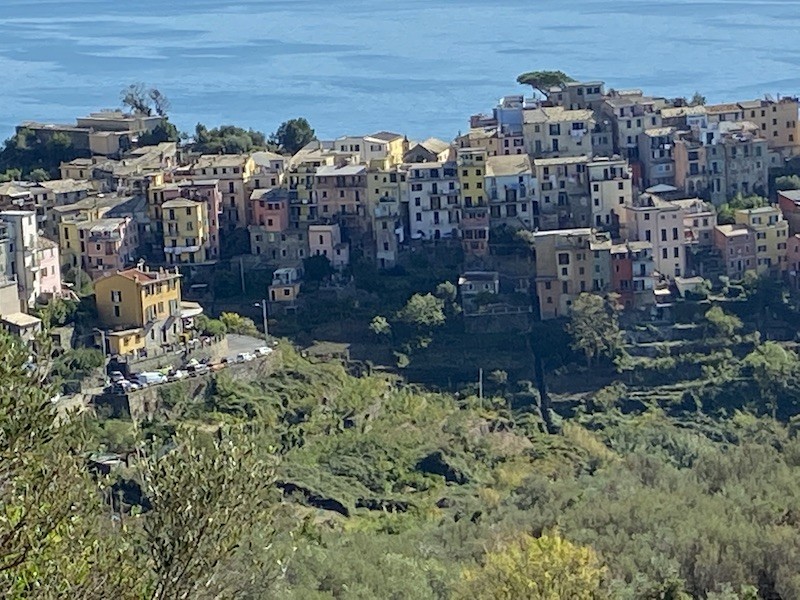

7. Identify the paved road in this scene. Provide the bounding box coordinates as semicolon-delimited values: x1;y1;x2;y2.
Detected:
225;334;270;358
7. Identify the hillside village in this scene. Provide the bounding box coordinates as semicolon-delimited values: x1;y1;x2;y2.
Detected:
10;76;800;599
1;76;800;370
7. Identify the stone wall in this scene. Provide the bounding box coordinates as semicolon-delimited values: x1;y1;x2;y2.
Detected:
110;337;229;376
96;349;282;422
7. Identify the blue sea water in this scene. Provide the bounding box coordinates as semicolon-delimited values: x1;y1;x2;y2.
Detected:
1;0;800;141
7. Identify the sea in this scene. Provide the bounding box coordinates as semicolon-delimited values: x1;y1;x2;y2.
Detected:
2;0;800;142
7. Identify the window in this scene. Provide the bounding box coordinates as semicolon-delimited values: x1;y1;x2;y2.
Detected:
661;229;667;242
672;227;678;240
662;248;668;259
558;253;570;265
113;306;120;317
562;282;568;293
111;290;122;302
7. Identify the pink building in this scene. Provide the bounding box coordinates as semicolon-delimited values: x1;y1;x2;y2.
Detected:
37;238;62;299
79;217;138;279
250;188;289;231
309;223;349;269
461;206;490;257
714;224;756;279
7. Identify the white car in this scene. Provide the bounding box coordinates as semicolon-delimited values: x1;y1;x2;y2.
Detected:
235;352;254;363
137;372;168;386
254;346;273;357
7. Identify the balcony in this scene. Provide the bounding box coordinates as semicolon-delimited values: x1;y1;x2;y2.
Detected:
164;245;201;255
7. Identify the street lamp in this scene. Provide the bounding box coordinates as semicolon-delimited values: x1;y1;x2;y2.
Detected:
254;299;269;343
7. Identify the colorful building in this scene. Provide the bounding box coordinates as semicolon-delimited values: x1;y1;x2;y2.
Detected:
77;217;138;279
190;155;254;230
733;205;788;274
95;265;185;356
309;223;349;269
531;228;595;319
714;224;756;279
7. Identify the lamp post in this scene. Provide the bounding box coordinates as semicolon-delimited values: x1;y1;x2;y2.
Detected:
255;299;269;343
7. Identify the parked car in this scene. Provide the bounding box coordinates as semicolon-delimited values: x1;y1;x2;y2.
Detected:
109;371;126;383
168;369;188;382
254;346;272;357
235;352;255;363
187;363;210;377
137;372;167;386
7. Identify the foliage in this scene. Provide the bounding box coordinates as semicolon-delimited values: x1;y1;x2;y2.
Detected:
397;293;446;328
516;70;575;96
704;305;742;339
690;91;707;106
138;119;180;145
566;293;624;367
743;342;799;417
219;312;260;337
34;297;79;328
269;118;316;155
52;348;104;380
63;266;94;296
0;330;100;596
776;175;800;191
28;168;50;182
195;314;227;337
120;83;171;117
303;254;334;282
0;128;85;179
131;429;281;599
717;194;768;225
194;123;267;155
457;533;605;600
369;315;392;338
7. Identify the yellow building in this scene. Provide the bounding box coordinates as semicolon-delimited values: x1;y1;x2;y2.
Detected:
457;147;487;207
369;131;407;166
58;204;109;269
95;266;183;355
162;198;208;264
734;205;789;274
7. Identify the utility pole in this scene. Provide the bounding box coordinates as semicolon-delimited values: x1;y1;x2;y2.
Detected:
255;299;269;343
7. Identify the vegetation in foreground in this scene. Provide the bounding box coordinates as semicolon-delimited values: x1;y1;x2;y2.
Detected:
6;315;800;598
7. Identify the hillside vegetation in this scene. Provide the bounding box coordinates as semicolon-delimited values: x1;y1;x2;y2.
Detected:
3;325;797;599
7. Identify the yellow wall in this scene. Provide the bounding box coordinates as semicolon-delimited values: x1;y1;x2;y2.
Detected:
269;283;300;302
163;203;208;263
96;271;181;329
458;149;487;207
734;207;789;273
58;220;81;268
107;331;146;355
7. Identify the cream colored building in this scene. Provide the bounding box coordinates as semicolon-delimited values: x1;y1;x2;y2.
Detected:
619;193;686;280
533;155;591;229
523;107;594;158
531;228;594;319
190;154;255;230
586;157;632;230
